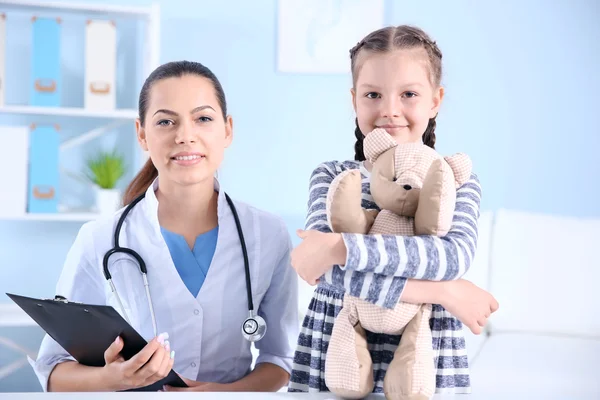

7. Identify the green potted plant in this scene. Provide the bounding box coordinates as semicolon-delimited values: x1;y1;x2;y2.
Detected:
85;149;126;214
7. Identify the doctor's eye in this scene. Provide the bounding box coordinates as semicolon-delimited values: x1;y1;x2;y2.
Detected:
156;119;174;127
197;116;213;123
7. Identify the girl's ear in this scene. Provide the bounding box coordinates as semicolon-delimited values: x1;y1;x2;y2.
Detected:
136;118;149;151
351;88;357;113
430;86;445;118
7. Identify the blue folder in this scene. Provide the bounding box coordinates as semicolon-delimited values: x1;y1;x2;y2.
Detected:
28;125;59;213
30;17;61;106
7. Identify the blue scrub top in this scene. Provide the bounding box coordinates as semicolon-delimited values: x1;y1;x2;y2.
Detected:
160;225;218;297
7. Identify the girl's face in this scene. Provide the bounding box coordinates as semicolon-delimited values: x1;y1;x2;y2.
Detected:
136;75;232;188
352;48;443;144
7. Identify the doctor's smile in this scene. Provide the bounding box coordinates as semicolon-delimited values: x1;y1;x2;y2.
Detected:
170;152;206;166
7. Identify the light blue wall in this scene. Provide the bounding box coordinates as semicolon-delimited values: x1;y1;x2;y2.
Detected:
1;0;599;303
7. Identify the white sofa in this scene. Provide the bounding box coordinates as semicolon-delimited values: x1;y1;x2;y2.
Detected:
297;209;600;398
462;209;600;397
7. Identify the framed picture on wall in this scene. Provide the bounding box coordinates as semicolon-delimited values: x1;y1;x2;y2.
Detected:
277;0;384;74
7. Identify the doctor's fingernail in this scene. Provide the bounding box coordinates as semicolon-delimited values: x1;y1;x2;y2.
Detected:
170;350;175;359
164;340;170;351
157;332;169;344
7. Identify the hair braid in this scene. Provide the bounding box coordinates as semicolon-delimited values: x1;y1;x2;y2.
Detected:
354;118;365;161
422;117;437;149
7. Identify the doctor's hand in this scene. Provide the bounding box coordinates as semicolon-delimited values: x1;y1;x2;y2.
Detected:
162;376;228;392
291;230;347;285
102;333;175;391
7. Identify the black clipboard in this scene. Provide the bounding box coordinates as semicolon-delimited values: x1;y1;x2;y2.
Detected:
6;293;187;392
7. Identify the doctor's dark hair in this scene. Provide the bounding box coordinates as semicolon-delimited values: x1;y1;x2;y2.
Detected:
123;60;228;206
351;25;443;161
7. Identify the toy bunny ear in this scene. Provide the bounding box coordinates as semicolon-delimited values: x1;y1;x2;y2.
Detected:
444;153;472;187
364;128;398;163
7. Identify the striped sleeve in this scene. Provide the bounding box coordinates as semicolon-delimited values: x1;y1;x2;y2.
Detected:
340;175;482;281
304;162;337;233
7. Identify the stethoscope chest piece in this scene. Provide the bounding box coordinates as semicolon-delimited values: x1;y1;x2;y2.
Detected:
242;310;267;342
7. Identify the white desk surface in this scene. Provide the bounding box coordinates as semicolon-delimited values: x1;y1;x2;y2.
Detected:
0;393;526;400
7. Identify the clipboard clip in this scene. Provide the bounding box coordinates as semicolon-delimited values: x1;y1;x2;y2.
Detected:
42;295;82;304
53;295;69;303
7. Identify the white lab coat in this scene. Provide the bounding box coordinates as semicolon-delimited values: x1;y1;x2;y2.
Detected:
29;178;299;391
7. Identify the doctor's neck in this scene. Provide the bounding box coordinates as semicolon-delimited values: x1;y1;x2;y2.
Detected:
155;176;218;237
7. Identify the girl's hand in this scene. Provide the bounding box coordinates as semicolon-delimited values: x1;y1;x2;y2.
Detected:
440;280;499;335
291;230;347;285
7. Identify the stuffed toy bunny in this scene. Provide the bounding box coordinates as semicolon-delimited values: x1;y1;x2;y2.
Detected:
324;128;472;400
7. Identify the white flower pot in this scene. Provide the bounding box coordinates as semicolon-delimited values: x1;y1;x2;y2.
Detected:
96;188;120;215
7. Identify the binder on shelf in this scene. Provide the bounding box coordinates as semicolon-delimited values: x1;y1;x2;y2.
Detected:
0;126;29;217
0;13;5;107
85;20;116;110
30;17;62;107
28;124;60;214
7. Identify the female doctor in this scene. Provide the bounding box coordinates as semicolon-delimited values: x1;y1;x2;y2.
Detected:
29;60;299;392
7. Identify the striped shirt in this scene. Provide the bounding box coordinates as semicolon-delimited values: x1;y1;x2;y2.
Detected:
288;160;482;394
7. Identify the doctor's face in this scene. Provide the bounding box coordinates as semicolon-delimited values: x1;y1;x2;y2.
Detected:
136;75;233;187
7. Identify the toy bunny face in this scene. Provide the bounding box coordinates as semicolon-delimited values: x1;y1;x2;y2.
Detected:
365;129;441;216
363;128;473;235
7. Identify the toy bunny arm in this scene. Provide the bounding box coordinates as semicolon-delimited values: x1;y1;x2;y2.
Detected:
339;175;482;281
303;162;406;310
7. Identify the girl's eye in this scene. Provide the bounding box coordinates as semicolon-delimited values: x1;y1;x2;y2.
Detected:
365;92;381;99
157;119;173;127
198;116;213;123
403;91;418;98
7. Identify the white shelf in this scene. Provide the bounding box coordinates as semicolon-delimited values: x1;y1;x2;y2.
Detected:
0;105;138;119
0;0;154;17
0;212;100;222
0;304;36;327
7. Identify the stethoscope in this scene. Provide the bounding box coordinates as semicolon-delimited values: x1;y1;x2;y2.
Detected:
102;191;267;342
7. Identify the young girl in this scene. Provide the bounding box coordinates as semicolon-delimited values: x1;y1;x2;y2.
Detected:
288;25;498;394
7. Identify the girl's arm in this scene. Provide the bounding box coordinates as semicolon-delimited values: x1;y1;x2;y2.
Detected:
295;162;481;310
306;162;482;281
339;178;480;279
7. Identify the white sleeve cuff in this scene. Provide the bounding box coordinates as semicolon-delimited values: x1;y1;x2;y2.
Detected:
28;353;75;392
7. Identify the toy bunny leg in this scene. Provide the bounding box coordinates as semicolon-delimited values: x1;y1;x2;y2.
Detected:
384;304;435;400
327;169;378;233
325;295;374;399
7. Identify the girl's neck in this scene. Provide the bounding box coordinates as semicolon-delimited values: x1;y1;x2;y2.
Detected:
155;177;219;245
